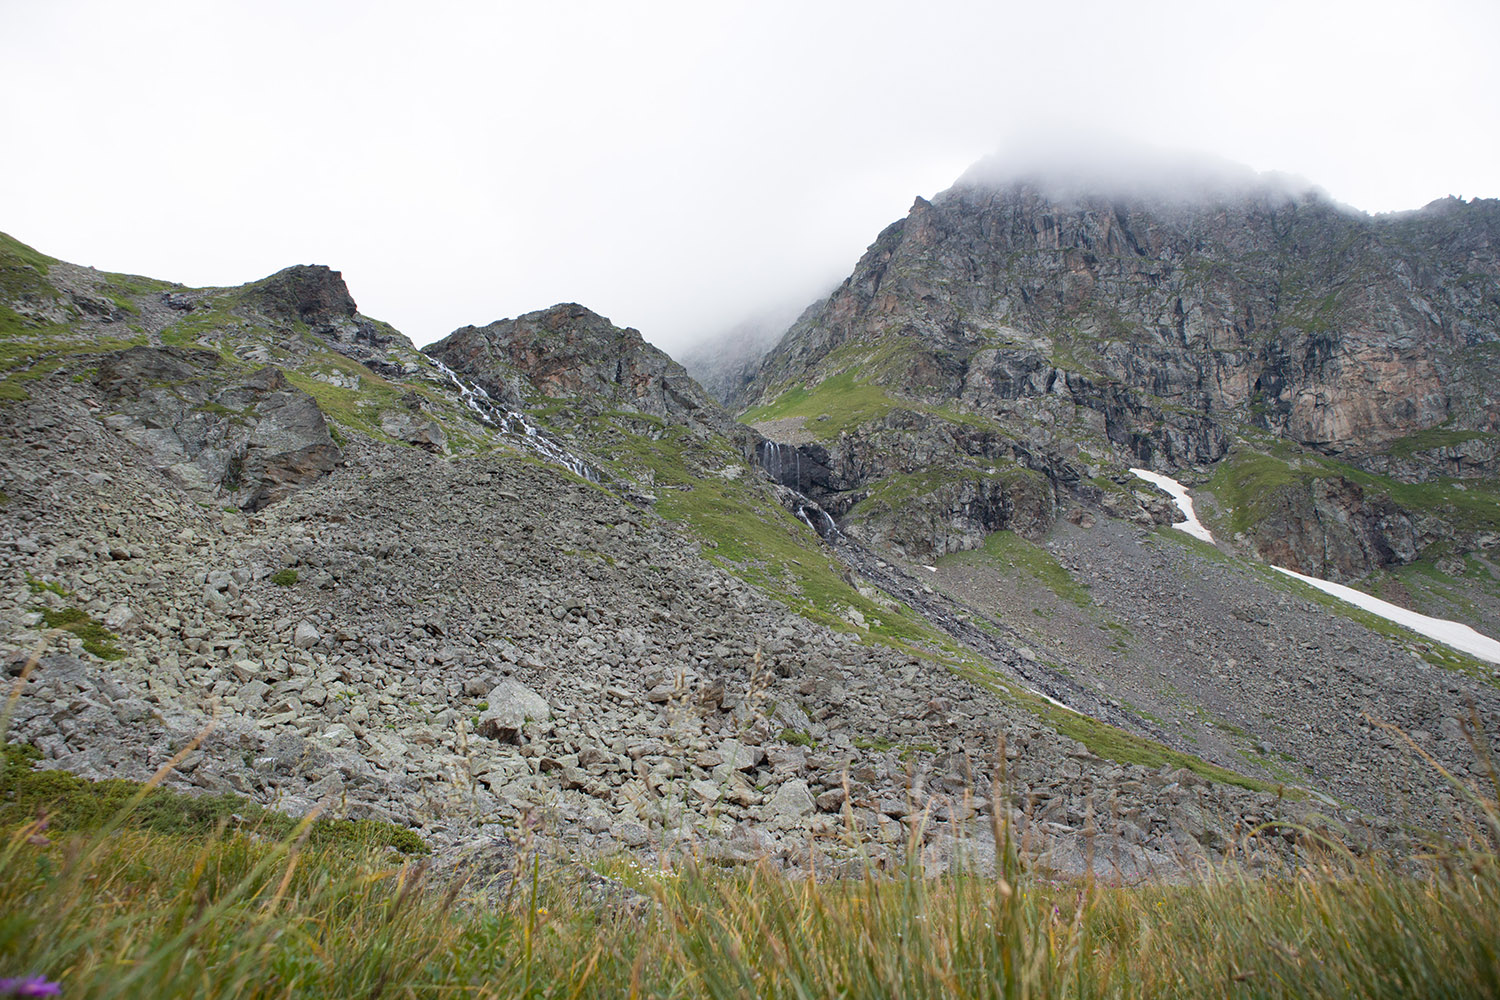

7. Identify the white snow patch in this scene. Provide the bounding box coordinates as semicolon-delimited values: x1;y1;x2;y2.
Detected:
1130;468;1215;543
1122;468;1500;663
1271;566;1500;665
1034;689;1075;711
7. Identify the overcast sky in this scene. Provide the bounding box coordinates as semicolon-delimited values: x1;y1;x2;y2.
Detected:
3;0;1497;355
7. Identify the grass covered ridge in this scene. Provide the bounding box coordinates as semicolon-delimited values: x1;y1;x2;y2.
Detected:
741;336;1009;441
939;528;1092;608
740;369;902;439
592;419;965;661
0;231;179;400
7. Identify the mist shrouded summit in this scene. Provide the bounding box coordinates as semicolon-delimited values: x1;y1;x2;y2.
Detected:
952;136;1322;208
680;137;1399;386
717;147;1500;586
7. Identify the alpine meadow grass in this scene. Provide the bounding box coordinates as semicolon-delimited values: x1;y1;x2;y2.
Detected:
3;644;1499;997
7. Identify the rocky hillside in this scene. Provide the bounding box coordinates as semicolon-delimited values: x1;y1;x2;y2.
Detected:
735;169;1500;587
2;229;1497;884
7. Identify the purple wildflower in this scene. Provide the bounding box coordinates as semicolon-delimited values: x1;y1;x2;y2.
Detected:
0;977;61;997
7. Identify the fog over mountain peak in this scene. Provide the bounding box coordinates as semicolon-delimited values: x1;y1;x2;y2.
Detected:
952;134;1326;210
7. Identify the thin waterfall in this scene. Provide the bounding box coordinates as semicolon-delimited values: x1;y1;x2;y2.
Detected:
757;439;844;544
758;440;807;491
428;357;601;482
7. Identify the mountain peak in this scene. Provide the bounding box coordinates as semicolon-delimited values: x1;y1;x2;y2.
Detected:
246;264;358;326
426;302;739;439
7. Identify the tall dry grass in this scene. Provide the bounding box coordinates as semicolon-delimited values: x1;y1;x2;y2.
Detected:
1;773;1497;998
3;640;1498;997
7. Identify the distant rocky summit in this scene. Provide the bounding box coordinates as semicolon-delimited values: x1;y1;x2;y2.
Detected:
680;303;812;413
428;303;743;442
733;166;1500;579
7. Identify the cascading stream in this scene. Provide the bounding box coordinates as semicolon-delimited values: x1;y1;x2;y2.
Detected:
429;357;601;482
757;439;845;545
753;442;1178;722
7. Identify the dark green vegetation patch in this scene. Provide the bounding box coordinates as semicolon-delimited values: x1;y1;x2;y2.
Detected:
33;606;124;660
0;743;427;855
939;528;1092;608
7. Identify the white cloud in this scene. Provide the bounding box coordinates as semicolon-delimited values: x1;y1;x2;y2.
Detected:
2;0;1496;354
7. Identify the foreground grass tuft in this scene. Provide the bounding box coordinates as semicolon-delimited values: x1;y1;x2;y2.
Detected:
2;730;1498;997
0;743;427;855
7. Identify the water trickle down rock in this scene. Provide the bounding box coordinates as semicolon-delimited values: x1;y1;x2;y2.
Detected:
428;357;602;482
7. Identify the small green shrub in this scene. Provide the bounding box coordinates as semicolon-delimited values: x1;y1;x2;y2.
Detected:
23;572;68;597
34;606;123;660
305;817;429;855
898;742;940;760
270;568;298;587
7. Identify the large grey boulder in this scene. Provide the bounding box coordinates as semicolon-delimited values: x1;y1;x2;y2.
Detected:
93;348;342;509
476;680;551;743
764;778;815;829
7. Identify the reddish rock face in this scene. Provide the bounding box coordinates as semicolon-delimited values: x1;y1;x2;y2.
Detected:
1283;341;1449;454
425;303;743;442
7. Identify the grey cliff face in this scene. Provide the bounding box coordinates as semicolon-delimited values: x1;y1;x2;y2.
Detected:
739;177;1500;574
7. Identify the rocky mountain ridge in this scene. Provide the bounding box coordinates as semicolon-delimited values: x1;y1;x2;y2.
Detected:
732;175;1500;583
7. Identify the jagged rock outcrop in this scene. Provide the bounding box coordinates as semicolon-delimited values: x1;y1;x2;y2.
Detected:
754;416;1075;558
93;346;342;509
1251;475;1423;580
427;304;747;444
247;264;360;326
739;165;1500;573
241;264;418;377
